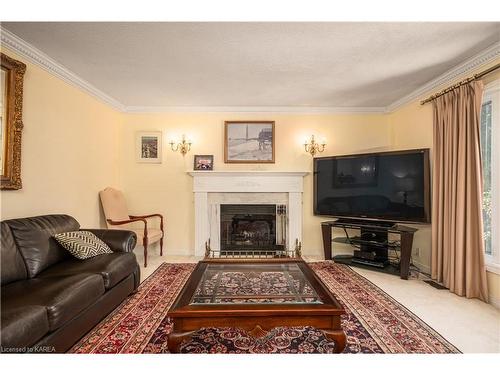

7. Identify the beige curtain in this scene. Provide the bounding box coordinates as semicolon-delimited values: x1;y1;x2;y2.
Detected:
431;80;489;302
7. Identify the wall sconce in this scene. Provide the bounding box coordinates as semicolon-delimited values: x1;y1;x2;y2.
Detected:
169;134;192;156
304;135;326;157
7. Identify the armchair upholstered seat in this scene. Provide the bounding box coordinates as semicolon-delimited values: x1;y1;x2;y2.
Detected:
99;187;164;267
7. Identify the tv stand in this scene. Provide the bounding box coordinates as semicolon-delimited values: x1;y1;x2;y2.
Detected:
321;220;418;279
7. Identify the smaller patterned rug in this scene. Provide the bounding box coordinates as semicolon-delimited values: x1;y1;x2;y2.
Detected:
70;262;460;354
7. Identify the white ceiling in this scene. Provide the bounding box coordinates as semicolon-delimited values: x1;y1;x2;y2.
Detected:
2;22;500;109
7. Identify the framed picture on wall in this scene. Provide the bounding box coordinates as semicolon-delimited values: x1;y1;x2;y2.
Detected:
224;121;275;163
193;155;214;170
136;131;162;163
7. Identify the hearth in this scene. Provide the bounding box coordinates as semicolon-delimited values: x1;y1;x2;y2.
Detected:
220;204;286;252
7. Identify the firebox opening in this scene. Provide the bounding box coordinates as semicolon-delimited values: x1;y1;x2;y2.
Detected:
220;204;286;252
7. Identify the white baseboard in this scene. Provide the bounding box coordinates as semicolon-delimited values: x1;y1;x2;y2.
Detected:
411;260;431;275
489;295;500;309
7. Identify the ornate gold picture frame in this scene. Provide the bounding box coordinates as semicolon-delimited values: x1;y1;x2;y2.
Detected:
1;53;26;190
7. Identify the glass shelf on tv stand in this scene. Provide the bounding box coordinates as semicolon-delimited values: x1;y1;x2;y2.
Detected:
332;254;402;276
332;236;401;250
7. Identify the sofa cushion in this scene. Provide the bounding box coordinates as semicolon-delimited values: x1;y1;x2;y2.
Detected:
0;305;50;351
53;231;113;259
1;274;105;331
40;252;138;290
5;215;80;277
1;222;28;286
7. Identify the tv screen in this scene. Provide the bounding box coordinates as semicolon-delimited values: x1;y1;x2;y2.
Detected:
314;149;430;223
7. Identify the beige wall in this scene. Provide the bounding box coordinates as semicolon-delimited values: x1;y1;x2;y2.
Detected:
387;100;433;273
0;47;123;227
119;113;391;257
388;60;500;304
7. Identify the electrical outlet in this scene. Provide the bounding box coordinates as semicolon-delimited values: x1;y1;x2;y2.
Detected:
414;248;420;257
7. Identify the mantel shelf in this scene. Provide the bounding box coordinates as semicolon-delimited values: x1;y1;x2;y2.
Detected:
187;171;309;177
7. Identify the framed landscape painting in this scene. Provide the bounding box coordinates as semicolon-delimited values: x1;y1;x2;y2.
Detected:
224;121;275;163
136;131;162;163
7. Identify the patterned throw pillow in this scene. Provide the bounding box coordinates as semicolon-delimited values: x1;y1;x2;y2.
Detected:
53;231;113;259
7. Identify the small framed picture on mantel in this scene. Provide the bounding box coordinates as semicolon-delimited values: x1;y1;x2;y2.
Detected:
193;155;214;170
224;121;275;163
136;131;162;163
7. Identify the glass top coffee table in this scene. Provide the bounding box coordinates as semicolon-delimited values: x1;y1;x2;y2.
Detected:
167;259;346;353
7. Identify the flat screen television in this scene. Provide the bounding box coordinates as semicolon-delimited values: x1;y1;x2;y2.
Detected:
314;149;431;223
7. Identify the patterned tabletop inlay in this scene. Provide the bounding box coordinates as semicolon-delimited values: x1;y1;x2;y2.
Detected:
190;263;323;305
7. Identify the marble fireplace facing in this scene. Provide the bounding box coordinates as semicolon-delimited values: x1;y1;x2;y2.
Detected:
188;171;308;256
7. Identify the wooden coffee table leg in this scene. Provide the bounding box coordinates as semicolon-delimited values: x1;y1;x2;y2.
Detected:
321;329;347;353
167;323;195;353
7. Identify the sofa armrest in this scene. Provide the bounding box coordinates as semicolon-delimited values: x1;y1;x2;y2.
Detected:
81;229;137;253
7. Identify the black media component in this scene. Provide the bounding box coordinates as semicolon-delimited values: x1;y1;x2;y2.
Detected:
353;227;390;266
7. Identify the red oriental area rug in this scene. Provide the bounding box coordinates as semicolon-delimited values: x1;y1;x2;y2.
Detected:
69;262;460;354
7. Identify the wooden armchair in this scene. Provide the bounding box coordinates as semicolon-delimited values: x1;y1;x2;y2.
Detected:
99;187;164;267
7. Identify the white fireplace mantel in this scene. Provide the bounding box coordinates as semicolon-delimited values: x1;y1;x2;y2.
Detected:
188;171;309;256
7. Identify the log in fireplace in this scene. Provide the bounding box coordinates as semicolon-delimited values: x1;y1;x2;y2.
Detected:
220;204;287;252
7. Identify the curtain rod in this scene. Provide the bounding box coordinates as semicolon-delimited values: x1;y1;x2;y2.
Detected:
420;63;500;105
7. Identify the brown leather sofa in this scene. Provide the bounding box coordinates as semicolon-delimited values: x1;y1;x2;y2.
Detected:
1;214;140;353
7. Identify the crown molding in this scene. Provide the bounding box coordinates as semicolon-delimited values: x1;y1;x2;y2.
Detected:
125;105;387;114
386;41;500;113
0;28;126;112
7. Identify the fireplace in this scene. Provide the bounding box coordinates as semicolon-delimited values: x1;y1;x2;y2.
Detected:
220;204;286;252
189;171;307;256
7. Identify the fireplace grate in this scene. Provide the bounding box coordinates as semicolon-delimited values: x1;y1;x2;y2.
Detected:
205;239;302;260
206;249;297;259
